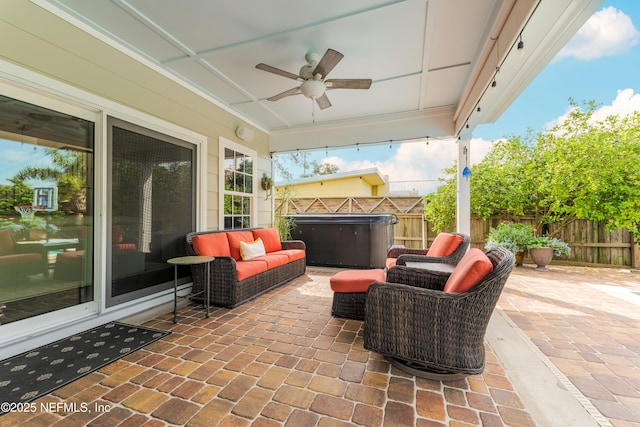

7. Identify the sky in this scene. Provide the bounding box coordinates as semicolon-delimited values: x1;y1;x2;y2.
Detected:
2;1;639;193
274;0;640;194
0;141;54;186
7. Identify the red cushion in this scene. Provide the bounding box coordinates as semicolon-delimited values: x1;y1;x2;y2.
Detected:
248;253;289;269
252;228;282;253
235;259;268;281
443;248;493;293
113;226;124;244
427;233;463;257
330;269;385;293
385;258;397;269
113;243;137;251
192;233;231;257
226;231;256;260
271;249;305;262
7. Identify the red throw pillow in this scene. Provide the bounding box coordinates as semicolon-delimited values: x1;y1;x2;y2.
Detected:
113;226;124;244
427;233;463;257
443;248;493;293
192;233;231;257
252;228;282;253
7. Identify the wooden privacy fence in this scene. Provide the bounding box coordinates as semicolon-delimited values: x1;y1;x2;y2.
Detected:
275;196;639;268
275;197;427;248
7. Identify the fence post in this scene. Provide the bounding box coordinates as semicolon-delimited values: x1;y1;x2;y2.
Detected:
633;242;640;269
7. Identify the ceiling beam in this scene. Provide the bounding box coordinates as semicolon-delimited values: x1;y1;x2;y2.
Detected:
454;0;538;134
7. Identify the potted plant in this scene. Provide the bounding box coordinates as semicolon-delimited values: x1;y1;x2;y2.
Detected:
261;173;274;199
527;236;570;271
485;222;533;266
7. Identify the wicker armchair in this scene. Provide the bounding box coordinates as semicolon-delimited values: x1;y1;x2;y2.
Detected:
392;233;471;265
386;232;470;270
364;247;514;380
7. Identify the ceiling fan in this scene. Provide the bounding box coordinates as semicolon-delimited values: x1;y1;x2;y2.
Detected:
256;48;372;110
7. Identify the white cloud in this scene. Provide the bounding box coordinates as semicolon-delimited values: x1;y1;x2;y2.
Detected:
545;88;640;130
321;137;496;194
590;88;640;122
469;138;496;165
557;7;640;61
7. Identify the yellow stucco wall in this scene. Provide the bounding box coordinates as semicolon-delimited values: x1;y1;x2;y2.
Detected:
279;175;388;198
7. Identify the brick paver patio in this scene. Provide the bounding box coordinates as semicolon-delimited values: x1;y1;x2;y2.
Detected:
2;264;638;426
501;265;640;426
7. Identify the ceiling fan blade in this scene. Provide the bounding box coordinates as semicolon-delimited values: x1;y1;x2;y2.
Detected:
325;79;372;90
267;87;300;101
312;49;344;79
315;93;332;110
256;63;300;81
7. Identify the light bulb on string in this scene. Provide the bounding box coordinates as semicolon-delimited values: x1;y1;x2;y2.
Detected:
517;33;524;57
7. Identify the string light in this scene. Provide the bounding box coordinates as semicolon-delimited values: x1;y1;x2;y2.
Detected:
455;0;540;139
517;32;525;57
272;135;450;156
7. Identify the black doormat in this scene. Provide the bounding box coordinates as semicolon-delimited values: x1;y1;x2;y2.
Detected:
0;322;169;412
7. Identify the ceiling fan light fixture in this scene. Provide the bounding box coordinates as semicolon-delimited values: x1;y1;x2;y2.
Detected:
256;48;371;108
300;79;326;99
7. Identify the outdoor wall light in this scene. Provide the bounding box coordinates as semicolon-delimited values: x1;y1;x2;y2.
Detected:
235;125;254;142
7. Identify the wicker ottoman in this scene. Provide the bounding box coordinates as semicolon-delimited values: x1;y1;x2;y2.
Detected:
329;269;385;320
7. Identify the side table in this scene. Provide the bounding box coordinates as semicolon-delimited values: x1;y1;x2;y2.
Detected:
167;255;215;323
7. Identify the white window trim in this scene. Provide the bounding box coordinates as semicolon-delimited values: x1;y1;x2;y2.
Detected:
0;59;208;358
219;137;258;229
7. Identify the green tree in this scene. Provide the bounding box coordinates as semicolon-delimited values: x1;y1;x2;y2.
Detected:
423;164;457;232
14;148;88;212
533;101;640;238
0;178;34;214
424;99;640;241
470;134;536;221
274;152;339;180
309;160;339;176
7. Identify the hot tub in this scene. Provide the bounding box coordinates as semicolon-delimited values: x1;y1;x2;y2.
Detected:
289;214;396;269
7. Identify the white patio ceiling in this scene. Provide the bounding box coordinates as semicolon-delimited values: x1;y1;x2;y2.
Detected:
39;0;602;152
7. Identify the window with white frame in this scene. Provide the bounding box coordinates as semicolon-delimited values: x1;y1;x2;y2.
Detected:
220;139;256;229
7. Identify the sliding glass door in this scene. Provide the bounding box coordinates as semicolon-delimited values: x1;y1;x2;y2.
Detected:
106;118;195;307
0;95;94;324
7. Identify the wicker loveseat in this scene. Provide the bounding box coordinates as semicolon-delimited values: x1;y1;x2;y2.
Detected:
185;228;306;308
364;247;514;380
